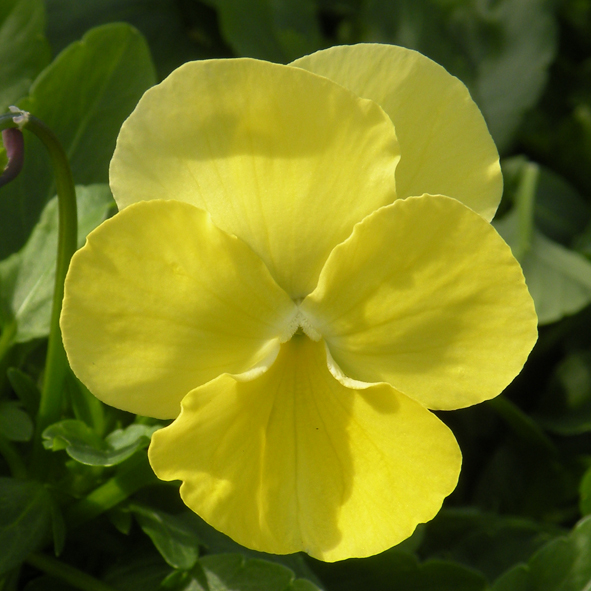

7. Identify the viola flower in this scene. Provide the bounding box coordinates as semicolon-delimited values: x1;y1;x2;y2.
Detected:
60;44;537;561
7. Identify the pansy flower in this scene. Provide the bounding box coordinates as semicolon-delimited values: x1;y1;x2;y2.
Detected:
60;44;537;562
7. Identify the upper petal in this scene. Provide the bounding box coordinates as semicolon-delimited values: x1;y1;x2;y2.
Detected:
60;200;297;419
292;44;502;221
149;335;461;561
301;195;538;411
110;58;400;299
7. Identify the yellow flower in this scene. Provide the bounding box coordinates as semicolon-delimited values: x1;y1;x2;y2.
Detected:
60;44;537;562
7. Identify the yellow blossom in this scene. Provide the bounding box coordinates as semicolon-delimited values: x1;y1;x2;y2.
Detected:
60;44;537;562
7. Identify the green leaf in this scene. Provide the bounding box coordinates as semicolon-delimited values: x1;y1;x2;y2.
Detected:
360;0;472;79
196;554;323;591
579;467;591;517
291;581;320;591
167;511;323;586
0;22;156;258
206;0;323;62
470;0;557;151
6;367;40;416
103;553;172;591
535;351;591;435
65;452;157;528
492;516;591;590
310;551;486;591
492;565;531;591
42;418;102;454
0;400;33;441
42;420;160;467
495;209;591;324
105;424;160;452
502;157;591;246
534;168;590;246
108;506;133;535
0;478;52;575
421;509;561;582
130;505;201;570
0;0;50;113
45;0;225;79
0;184;114;344
474;440;577;520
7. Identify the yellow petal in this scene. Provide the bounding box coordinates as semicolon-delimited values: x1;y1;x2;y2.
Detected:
149;335;461;562
110;58;400;299
61;200;296;419
301;195;538;411
292;44;502;221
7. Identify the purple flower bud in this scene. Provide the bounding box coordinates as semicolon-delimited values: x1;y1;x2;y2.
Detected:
0;127;24;187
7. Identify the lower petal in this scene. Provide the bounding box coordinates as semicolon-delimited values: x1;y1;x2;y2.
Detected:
149;336;461;562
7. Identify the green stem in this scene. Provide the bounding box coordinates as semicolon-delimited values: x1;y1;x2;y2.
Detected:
0;320;16;368
514;162;539;261
0;321;17;397
66;453;156;528
1;109;78;467
25;116;78;434
26;552;119;591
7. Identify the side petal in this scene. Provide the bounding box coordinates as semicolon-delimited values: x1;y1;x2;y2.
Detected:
149;335;461;562
292;44;502;221
60;200;297;419
110;58;400;299
301;195;538;411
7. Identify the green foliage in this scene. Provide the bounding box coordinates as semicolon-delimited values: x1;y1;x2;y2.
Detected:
194;553;323;591
420;509;561;581
536;351;591;434
493;517;591;590
0;0;50;113
42;420;159;467
44;0;229;79
0;184;113;344
0;22;155;258
496;208;591;324
129;504;202;570
0;400;33;441
494;157;591;324
580;468;591;516
204;0;324;63
0;478;53;575
7;367;41;416
311;549;488;591
0;1;591;590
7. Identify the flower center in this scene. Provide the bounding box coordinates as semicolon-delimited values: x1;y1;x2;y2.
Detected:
283;307;321;343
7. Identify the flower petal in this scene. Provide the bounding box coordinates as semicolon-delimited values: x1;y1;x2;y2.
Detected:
149;335;461;562
110;58;400;299
61;200;297;419
301;195;538;411
292;44;502;221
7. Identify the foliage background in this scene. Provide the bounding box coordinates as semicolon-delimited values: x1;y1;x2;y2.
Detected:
2;0;591;589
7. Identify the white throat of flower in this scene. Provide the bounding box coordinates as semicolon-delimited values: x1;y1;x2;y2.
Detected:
233;306;321;384
281;307;321;342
